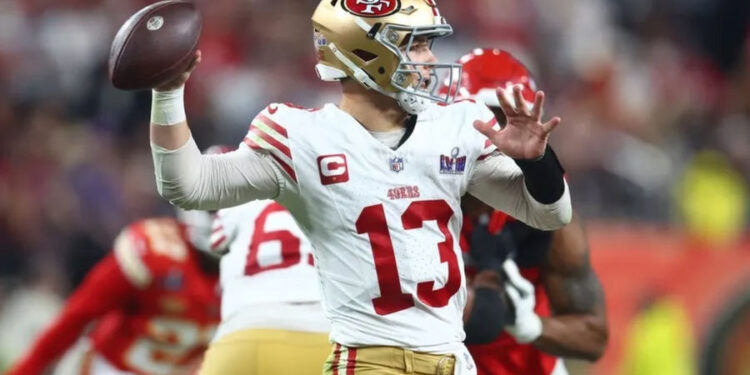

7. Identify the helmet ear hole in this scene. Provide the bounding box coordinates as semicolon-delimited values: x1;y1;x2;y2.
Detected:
352;49;378;62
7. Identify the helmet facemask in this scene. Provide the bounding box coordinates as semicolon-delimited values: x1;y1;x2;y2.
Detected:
378;23;462;113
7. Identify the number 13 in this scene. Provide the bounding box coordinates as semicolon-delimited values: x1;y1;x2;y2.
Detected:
355;200;461;316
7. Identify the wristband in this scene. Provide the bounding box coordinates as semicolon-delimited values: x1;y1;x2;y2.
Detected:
513;313;543;343
514;145;566;204
151;86;186;126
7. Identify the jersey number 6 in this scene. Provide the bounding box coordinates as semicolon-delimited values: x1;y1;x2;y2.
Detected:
356;200;461;315
245;202;312;276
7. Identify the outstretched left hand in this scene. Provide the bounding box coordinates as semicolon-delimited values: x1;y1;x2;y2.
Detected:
474;85;561;160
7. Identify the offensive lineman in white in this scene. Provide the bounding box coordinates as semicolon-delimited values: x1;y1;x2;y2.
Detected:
195;145;330;374
200;198;331;374
149;1;572;374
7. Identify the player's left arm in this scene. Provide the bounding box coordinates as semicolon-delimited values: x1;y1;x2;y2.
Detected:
533;213;608;361
468;87;571;231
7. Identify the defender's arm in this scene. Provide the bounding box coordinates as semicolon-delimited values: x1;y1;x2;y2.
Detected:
534;214;608;360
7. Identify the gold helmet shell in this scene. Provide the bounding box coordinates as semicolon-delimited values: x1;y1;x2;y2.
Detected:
312;0;462;114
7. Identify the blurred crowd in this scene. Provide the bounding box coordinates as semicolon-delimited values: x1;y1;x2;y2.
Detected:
0;0;748;369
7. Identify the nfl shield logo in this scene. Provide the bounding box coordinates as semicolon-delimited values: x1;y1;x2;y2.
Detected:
390;156;404;173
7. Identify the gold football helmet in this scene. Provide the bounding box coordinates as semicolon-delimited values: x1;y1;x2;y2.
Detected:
312;0;462;114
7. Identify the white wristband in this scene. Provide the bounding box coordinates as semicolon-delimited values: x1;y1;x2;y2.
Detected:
151;86;186;126
511;313;543;344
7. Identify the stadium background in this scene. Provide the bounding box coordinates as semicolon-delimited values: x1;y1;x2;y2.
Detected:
0;0;748;373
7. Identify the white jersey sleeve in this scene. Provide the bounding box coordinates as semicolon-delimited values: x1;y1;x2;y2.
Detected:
241;105;303;201
151;137;282;210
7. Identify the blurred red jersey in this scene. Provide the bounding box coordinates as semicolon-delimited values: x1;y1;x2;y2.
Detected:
6;218;221;375
467;268;560;375
462;213;562;375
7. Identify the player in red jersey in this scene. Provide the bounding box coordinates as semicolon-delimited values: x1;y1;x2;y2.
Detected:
450;49;608;375
5;208;221;375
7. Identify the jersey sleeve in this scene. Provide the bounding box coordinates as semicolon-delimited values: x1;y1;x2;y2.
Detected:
5;255;136;375
243;104;299;186
152;135;281;211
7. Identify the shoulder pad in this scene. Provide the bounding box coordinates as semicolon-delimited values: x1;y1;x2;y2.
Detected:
243;103;300;183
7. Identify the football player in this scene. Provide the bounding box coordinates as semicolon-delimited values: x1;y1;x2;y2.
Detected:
198;171;329;374
147;1;572;374
455;49;608;375
5;208;221;375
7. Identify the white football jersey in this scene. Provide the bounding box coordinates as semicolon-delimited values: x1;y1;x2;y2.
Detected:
211;200;329;340
242;101;505;351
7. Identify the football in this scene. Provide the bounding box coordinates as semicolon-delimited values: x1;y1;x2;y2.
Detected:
108;0;202;90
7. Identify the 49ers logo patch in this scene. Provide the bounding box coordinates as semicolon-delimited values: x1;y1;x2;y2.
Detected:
343;0;401;17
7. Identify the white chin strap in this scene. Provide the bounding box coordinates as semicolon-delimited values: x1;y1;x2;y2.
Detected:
325;42;430;115
397;91;430;115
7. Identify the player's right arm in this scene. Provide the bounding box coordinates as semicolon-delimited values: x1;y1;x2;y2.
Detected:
4;255;137;375
149;51;281;210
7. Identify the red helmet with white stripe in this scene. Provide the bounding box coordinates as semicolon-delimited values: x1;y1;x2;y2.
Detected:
443;48;536;108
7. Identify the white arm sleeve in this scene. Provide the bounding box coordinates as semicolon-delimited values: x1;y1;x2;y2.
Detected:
151;137;282;210
468;154;572;230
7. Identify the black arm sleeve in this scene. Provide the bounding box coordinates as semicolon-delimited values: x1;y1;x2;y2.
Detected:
513;146;566;204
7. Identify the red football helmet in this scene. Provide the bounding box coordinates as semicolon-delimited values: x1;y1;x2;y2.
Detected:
442;48;537;107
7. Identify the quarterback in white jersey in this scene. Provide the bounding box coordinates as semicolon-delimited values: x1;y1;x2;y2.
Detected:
147;0;572;374
241;100;561;351
199;199;331;375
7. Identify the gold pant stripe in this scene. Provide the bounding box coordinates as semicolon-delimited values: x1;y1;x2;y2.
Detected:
198;328;330;375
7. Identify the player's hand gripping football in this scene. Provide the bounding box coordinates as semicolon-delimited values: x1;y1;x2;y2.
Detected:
473;85;561;160
154;50;202;92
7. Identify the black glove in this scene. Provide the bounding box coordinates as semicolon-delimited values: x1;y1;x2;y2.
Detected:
468;221;518;274
464;287;512;345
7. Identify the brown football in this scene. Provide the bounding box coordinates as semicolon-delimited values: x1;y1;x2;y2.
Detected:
108;0;201;90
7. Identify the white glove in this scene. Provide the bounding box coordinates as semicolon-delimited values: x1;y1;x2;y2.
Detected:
503;259;542;343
